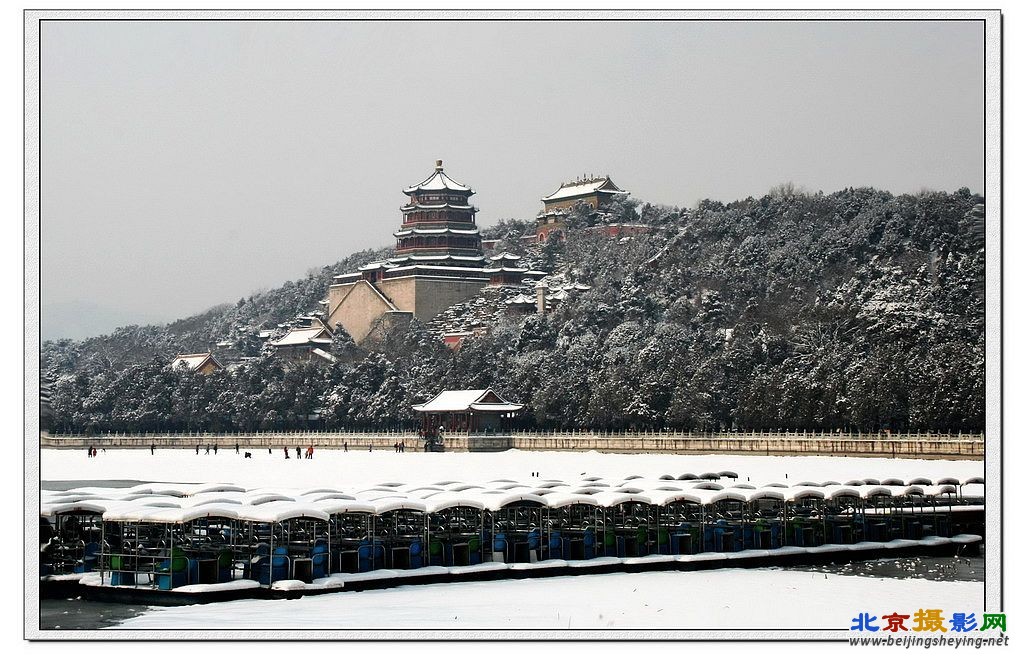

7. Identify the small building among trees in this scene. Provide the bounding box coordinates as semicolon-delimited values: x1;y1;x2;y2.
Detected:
534;175;629;242
169;352;223;374
413;389;524;435
269;317;335;362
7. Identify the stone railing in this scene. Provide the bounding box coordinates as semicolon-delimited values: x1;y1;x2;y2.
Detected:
40;429;984;459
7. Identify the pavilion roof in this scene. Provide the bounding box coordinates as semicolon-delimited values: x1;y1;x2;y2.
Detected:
412;388;524;414
271;326;333;347
169;352;222;372
541;176;628;203
403;160;474;195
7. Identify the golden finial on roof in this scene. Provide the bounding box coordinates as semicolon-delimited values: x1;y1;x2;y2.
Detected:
436;159;443;171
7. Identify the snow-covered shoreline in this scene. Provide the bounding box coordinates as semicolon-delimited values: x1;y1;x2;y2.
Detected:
40;448;983;492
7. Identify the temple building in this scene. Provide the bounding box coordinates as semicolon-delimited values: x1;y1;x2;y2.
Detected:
534;175;629;242
413;389;524;434
483;252;545;287
168;352;223;374
327;161;515;344
269;316;336;362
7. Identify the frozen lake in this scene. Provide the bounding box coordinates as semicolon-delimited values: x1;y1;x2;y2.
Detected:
110;567;982;631
40;447;984;492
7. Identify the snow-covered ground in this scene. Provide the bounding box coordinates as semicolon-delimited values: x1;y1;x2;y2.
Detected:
113;568;982;632
40;448;983;491
39;448;985;635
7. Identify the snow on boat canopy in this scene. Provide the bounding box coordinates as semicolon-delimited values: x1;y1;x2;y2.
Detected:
40;473;985;599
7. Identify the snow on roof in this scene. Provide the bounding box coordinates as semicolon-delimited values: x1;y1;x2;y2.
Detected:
102;502;181;522
541;176;628;203
381;266;490;279
271;326;333;347
542;493;600;509
707;489;750;504
390;254;487;263
317;499;377;515
140;504;242;524
922;485;958;497
40;501;110;517
240;493;296;506
427;496;487;513
305;492;356;503
469;402;525;412
822;486;861;501
479;493;548;510
645;490;707;507
401;202;475;211
785;487;826;501
395;227;480;237
169;352;221;372
373;499;427;514
189;483;247;495
884;485;921;498
482;267;528;274
403;161;474;194
856;485;893;499
592;491;652;508
489;252;521;261
311;348;338;363
187;493;243;506
548;290;568;302
236;502;329;523
44;470;977;525
412;389;523;413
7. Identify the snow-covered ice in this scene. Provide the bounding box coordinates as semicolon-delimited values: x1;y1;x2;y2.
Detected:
112;568;982;630
40;448;983;492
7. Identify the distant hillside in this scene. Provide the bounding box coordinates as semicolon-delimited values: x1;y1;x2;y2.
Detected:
41;247;393;374
42;186;985;433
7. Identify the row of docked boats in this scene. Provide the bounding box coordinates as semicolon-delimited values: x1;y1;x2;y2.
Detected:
40;472;984;602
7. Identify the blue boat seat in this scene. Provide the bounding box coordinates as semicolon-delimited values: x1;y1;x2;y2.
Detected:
548;531;564;560
409;540;424;569
582;528;596;559
310;539;329;579
156;548;189;590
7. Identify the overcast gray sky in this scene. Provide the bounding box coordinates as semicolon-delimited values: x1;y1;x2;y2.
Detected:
40;20;983;340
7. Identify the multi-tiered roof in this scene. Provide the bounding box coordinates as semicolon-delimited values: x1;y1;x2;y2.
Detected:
391;160;485;268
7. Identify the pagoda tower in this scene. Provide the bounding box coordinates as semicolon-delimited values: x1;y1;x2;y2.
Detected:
326;160;493;343
390;160;485;268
